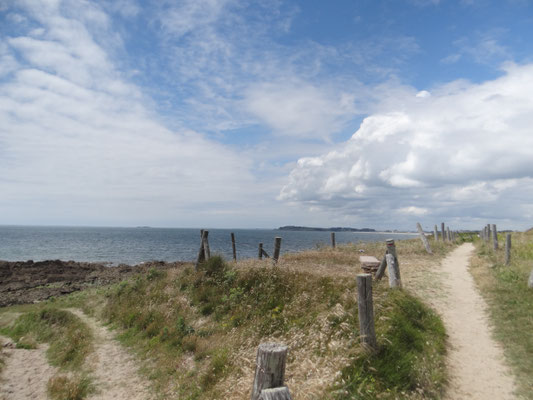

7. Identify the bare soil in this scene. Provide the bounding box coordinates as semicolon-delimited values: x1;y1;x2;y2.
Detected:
68;309;153;400
425;243;518;399
0;336;56;400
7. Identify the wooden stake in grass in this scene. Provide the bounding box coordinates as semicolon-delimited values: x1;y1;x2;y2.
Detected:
331;232;336;249
356;273;377;351
196;230;207;269
376;239;399;281
251;343;288;400
259;387;293;400
529;269;533;289
231;232;237;262
386;253;402;289
434;225;439;241
446;226;451;242
273;237;282;264
487;224;491;243
505;233;511;266
202;230;211;260
258;243;263;260
441;223;446;242
416;222;432;254
492;224;498;250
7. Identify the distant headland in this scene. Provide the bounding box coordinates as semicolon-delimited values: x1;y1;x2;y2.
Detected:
277;225;376;232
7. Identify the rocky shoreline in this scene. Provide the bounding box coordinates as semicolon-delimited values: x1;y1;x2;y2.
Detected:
0;259;187;307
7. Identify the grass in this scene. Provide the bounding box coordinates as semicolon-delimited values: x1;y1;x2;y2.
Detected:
0;306;95;399
334;289;446;399
47;374;94;400
470;231;533;398
0;237;454;399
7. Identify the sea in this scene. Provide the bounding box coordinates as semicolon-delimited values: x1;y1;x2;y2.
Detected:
0;226;418;265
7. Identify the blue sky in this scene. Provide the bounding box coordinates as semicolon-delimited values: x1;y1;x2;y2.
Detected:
2;0;533;230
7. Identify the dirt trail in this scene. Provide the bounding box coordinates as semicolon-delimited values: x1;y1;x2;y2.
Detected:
0;337;56;400
431;243;517;399
68;309;153;400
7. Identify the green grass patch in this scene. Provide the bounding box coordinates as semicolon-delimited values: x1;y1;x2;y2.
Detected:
0;307;93;370
335;289;447;399
47;374;94;400
471;232;533;398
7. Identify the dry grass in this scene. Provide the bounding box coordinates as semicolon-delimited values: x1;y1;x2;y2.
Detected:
469;232;533;398
0;236;456;400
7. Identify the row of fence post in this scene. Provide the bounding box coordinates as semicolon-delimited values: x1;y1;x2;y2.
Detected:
480;223;512;266
196;229;344;269
196;231;284;269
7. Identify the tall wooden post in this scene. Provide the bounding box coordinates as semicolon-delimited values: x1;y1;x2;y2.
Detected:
434;225;439;241
487;224;491;243
492;224;498;250
441;223;446;241
231;232;237;262
446;227;451;242
202;230;210;260
273;237;282;264
505;233;511;266
356;274;377;351
386;254;402;288
258;243;263;260
416;223;432;254
196;230;206;269
331;232;336;249
251;343;288;400
528;270;533;289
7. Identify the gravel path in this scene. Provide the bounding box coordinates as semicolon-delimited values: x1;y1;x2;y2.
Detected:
434;243;517;399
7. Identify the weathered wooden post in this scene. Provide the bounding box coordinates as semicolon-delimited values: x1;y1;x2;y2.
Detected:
231;232;237;262
416;223;432;254
386;254;402;288
434;225;439;241
259;387;293;400
529;269;533;289
195;230;207;269
487;224;491;243
356;274;377;350
202;230;211;260
331;232;336;249
505;234;511;266
441;223;446;241
258;243;263;260
492;224;498;250
376;239;398;281
251;343;288;400
446;227;451;242
273;237;282;264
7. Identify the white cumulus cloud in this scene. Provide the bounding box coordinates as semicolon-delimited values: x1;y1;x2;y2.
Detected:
280;63;533;229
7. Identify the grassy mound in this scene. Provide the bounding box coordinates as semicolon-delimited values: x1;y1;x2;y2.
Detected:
100;254;446;399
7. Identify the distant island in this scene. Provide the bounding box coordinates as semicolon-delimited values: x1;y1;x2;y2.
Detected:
277;225;376;232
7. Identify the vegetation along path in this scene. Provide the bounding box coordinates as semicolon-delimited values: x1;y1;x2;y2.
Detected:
68;309;153;400
434;243;517;399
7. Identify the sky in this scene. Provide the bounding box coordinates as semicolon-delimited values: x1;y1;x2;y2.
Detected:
1;0;533;230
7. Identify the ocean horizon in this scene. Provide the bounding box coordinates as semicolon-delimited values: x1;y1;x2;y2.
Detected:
0;225;418;265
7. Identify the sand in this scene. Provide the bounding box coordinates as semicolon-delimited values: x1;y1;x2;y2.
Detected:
430;243;517;400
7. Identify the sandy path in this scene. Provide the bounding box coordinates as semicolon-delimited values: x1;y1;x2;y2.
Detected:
430;243;517;399
68;310;153;400
0;336;56;400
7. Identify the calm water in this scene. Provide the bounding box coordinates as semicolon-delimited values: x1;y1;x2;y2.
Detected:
0;226;417;265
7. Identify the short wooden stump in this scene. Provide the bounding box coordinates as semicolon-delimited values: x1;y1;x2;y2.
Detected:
359;256;380;274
